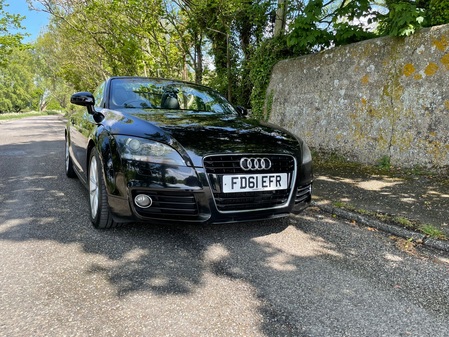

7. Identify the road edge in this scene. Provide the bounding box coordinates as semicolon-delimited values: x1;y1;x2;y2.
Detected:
310;202;449;253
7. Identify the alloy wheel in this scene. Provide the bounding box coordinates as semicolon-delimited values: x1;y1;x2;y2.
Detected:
65;138;70;173
89;156;99;219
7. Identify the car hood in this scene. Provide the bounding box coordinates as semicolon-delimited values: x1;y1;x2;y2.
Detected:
104;109;302;167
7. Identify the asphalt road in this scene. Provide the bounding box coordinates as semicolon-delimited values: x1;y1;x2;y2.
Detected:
1;115;449;337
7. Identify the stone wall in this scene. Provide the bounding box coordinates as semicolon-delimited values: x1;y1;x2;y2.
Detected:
267;24;449;169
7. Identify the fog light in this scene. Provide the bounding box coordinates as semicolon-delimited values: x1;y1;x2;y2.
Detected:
135;194;152;208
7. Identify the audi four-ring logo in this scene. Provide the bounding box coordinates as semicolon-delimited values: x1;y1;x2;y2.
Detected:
240;157;272;171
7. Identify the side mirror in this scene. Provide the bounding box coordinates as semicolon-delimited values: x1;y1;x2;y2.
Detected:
71;92;100;119
235;106;248;117
71;92;95;107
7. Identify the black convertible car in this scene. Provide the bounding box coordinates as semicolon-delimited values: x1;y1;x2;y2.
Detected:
66;77;312;228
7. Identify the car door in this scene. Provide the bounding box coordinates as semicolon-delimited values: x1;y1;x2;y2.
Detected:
69;82;106;182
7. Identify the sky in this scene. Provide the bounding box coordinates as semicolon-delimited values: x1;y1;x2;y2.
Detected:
4;0;50;42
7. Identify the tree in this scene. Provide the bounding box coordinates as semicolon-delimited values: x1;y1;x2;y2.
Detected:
0;48;39;113
0;0;26;67
33;32;75;110
287;0;380;54
174;0;274;105
31;0;188;89
25;0;449;117
274;0;288;36
170;0;206;84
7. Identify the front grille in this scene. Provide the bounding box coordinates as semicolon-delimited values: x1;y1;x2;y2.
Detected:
204;154;294;174
204;154;296;212
132;190;199;219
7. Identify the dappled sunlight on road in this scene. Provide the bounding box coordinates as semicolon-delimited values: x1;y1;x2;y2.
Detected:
0;217;58;235
425;190;449;198
384;253;403;262
356;178;403;191
253;225;343;265
317;175;403;192
203;243;231;264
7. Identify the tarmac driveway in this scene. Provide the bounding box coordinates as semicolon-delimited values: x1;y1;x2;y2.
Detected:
1;115;449;337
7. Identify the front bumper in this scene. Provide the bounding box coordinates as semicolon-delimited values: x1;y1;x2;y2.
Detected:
105;155;312;225
108;182;312;225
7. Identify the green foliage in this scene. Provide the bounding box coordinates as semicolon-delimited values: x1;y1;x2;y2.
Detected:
377;1;425;36
333;0;378;44
376;0;449;36
286;0;444;55
377;155;392;170
287;0;377;53
393;216;414;228
287;0;332;53
265;90;274;120
426;0;449;26
420;224;446;239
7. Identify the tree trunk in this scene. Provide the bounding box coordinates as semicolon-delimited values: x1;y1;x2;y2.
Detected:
274;0;287;37
195;34;203;84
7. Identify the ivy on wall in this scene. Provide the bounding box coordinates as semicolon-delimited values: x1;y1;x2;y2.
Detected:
249;36;295;120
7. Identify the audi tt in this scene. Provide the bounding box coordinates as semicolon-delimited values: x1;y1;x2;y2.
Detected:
66;76;313;228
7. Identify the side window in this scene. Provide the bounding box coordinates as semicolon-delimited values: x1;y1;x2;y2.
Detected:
93;82;105;109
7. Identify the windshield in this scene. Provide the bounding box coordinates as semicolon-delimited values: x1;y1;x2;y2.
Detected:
109;78;237;115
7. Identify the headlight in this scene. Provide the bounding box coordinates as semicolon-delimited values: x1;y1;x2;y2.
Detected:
302;142;312;164
115;136;186;165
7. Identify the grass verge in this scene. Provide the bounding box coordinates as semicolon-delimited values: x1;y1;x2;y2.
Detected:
332;201;447;240
0;111;61;122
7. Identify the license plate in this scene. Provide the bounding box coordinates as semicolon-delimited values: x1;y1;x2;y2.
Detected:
222;173;288;193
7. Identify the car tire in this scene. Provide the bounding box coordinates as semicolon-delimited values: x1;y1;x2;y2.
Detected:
65;136;76;178
88;148;120;229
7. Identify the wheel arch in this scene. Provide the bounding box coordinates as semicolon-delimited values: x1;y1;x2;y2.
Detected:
87;131;116;195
